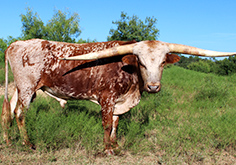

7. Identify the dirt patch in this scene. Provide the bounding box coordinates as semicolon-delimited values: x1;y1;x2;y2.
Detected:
0;143;236;164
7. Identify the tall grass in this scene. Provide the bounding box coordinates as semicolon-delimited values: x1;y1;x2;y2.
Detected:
1;66;236;163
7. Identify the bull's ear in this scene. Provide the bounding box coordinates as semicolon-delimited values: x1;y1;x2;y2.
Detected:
166;53;181;64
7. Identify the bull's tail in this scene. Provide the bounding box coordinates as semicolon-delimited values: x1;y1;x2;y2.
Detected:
4;50;9;100
1;50;11;145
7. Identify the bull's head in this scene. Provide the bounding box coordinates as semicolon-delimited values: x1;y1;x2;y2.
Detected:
60;41;236;93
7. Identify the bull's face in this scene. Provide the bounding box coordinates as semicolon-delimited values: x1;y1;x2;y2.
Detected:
133;41;180;92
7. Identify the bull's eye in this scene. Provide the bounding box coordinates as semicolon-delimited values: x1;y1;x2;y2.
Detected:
161;61;166;66
139;61;147;69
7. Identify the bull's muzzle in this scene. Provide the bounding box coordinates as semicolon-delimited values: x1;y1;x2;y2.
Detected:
146;83;161;93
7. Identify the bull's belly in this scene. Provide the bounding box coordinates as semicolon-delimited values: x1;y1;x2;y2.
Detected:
40;86;99;104
40;84;141;115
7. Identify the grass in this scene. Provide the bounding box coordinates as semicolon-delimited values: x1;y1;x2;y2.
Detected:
1;65;236;164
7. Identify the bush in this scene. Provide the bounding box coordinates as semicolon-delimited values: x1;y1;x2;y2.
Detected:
187;60;211;73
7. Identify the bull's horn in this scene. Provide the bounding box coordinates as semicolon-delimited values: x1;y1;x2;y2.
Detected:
167;43;236;57
59;44;134;60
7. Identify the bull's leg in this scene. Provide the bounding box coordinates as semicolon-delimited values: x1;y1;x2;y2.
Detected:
101;108;114;155
14;92;35;149
100;96;115;155
1;89;18;145
44;91;67;108
10;89;18;119
110;115;119;150
1;98;11;145
14;100;35;148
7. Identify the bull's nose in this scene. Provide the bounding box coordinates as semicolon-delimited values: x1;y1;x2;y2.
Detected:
147;85;160;92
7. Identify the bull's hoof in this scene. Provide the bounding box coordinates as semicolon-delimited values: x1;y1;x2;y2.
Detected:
113;146;121;155
30;144;36;150
3;132;12;146
104;149;115;156
111;143;121;155
22;141;36;150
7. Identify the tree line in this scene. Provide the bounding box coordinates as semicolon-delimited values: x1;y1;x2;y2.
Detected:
0;8;235;76
177;55;236;76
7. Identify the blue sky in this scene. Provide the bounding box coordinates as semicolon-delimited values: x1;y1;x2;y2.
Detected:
0;0;236;53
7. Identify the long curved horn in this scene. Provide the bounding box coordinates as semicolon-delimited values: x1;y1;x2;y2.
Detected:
167;43;236;57
60;44;134;60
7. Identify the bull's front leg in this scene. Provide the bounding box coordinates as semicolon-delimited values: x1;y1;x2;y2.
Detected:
101;107;114;155
100;96;116;155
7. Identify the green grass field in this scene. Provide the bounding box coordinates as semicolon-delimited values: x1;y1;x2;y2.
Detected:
1;66;236;164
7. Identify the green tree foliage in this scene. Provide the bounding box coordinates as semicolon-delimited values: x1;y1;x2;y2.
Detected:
76;38;97;44
177;55;201;69
187;60;211;73
20;8;44;40
177;55;236;76
0;38;7;62
107;12;159;41
20;8;81;43
0;8;83;62
0;37;17;62
215;56;236;75
44;10;81;42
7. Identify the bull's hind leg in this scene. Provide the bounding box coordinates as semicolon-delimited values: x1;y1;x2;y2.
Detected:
14;91;35;149
1;89;18;145
1;98;11;145
10;89;18;119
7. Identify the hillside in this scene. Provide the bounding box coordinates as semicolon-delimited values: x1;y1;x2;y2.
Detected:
0;66;236;164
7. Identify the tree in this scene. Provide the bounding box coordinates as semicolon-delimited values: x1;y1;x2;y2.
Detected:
20;8;81;43
215;56;236;75
44;10;81;43
187;60;211;73
76;38;97;44
177;55;201;69
0;38;7;62
20;8;44;40
107;12;159;41
0;37;17;62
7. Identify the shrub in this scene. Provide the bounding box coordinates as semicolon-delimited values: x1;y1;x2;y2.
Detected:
187;60;211;73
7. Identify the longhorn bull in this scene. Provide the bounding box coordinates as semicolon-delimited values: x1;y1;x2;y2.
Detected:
2;39;235;155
